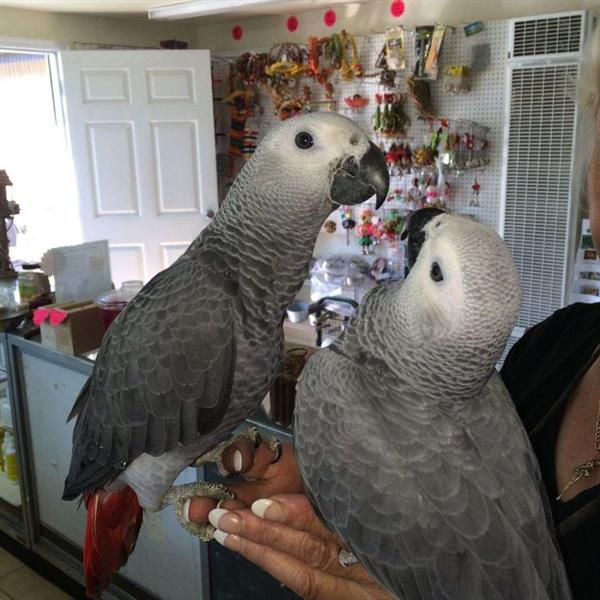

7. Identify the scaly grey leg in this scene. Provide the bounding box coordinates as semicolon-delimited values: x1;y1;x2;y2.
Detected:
160;481;234;540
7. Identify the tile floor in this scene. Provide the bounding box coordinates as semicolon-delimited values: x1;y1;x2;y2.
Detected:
0;546;73;599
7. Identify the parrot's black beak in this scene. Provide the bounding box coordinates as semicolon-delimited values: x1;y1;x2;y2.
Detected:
330;142;389;210
401;207;445;269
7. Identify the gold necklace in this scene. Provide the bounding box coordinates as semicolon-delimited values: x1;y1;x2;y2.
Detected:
556;397;600;501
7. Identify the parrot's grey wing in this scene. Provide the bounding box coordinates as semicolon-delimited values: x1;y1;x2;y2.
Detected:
63;250;238;499
296;353;570;600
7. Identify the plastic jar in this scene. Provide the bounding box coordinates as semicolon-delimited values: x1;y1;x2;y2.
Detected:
4;432;18;483
18;263;50;304
96;280;143;331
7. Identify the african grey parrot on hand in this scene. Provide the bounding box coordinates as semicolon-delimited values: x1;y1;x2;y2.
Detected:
295;211;572;600
62;113;389;599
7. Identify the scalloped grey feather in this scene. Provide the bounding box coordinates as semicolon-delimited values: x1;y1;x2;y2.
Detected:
63;113;389;511
295;214;572;600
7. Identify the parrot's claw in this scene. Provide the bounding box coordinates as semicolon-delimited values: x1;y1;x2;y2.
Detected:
160;481;234;541
191;427;281;476
192;438;237;477
240;426;283;464
263;433;282;464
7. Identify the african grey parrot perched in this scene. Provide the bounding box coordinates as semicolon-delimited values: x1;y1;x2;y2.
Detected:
295;211;572;600
62;112;389;598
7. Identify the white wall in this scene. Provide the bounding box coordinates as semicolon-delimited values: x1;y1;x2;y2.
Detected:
0;6;197;48
194;0;599;52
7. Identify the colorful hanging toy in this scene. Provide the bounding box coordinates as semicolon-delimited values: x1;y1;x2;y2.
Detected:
357;208;376;255
471;178;481;207
263;43;307;120
341;206;356;245
373;93;410;136
325;31;362;81
324;219;337;233
382;209;405;243
344;94;369;109
225;89;258;159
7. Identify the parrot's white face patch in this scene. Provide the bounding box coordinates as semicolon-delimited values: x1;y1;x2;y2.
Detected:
265;113;370;176
403;217;465;339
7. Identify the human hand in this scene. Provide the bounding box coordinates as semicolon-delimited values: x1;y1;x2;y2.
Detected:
186;439;303;524
196;493;395;600
185;437;394;600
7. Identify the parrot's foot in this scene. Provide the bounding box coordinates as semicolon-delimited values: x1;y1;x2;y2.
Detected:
160;481;234;541
192;426;282;476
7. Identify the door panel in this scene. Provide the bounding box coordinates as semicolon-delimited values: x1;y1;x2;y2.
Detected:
61;50;218;287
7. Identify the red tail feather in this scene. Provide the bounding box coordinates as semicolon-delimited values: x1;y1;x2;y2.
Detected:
83;486;143;599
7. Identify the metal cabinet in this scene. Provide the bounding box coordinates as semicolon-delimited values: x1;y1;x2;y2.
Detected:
0;333;26;543
0;332;295;600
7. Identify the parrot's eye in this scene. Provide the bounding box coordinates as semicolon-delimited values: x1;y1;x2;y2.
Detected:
295;132;314;149
430;262;444;282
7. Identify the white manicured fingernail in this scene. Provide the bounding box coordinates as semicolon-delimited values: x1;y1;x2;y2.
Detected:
216;499;225;509
213;529;228;546
251;499;273;518
182;499;191;523
208;508;228;529
233;449;243;472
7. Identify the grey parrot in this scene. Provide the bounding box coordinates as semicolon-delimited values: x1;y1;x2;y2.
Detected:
62;112;389;598
295;211;572;600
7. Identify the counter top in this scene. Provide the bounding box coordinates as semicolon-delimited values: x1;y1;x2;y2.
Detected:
10;321;317;369
8;329;93;376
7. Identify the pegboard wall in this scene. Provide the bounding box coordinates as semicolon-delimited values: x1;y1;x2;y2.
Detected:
211;19;509;260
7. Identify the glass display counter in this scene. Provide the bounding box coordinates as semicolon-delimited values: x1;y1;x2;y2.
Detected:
0;329;295;600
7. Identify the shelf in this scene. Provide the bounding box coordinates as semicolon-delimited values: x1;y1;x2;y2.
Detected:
0;468;21;508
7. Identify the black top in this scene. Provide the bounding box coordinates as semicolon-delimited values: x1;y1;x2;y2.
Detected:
501;302;600;600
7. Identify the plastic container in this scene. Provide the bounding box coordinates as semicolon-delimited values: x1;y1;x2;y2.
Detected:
0;382;12;431
18;263;51;304
4;432;18;483
286;301;309;323
96;280;143;331
0;277;21;315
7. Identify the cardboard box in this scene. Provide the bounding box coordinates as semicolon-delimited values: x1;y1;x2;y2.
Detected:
34;300;104;355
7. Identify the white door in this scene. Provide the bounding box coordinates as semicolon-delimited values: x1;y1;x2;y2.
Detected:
60;50;218;286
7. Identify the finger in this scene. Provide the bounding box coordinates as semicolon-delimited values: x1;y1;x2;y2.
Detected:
221;437;256;474
187;497;245;525
225;446;303;506
225;478;275;507
216;533;375;600
219;498;246;511
209;507;353;579
252;494;340;545
240;442;282;479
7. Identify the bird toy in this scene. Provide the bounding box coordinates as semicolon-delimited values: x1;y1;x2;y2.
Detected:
357;208;376;255
471;178;481;207
324;219;337;233
341;206;356;245
344;94;369;109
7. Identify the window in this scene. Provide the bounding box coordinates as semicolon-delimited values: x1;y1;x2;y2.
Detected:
0;50;81;265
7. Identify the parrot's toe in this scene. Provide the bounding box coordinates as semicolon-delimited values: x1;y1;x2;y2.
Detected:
192;438;236;477
238;426;282;464
192;427;282;477
264;434;282;464
160;481;234;541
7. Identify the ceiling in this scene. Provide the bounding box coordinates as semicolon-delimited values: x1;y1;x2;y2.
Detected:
1;0;362;20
